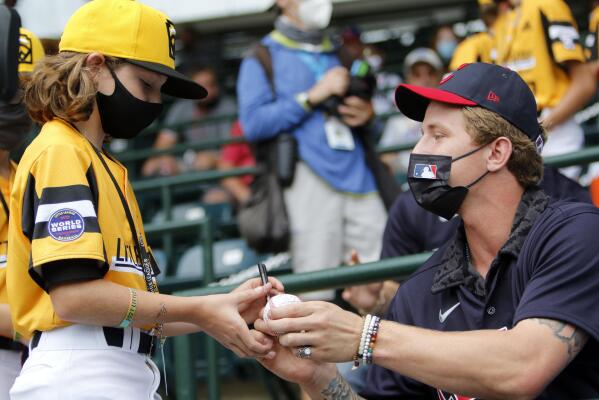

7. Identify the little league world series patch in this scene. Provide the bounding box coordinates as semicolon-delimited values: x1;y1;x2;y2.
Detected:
47;209;85;242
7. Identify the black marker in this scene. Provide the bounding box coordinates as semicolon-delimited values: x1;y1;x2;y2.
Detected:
257;263;270;301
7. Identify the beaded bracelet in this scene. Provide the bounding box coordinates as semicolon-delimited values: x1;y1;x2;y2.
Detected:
363;316;381;365
353;314;372;370
119;288;138;328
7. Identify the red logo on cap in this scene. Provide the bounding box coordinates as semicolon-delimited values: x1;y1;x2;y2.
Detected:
487;91;500;103
439;73;454;85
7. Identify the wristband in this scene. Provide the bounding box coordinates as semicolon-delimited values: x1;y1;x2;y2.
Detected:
118;288;138;328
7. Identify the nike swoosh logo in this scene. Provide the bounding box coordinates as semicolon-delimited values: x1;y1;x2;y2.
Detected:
439;302;461;323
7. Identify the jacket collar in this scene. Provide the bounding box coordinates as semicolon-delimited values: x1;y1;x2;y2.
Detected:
431;186;549;296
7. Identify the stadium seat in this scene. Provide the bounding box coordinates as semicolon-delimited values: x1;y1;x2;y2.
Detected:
176;238;260;279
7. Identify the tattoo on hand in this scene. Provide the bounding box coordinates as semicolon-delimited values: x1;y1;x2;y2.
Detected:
155;303;167;324
321;371;364;400
532;318;588;362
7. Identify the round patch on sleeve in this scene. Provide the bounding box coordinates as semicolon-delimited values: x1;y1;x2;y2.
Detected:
47;209;85;242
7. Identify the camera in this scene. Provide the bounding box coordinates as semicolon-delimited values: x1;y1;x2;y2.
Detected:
319;59;376;117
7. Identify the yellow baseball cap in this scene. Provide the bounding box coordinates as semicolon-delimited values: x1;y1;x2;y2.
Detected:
59;0;206;99
18;28;45;73
478;0;493;5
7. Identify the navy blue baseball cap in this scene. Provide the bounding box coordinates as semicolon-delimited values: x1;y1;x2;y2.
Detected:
395;62;544;152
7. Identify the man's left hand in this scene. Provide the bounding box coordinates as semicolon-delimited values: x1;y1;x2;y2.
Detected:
254;301;363;363
338;96;374;128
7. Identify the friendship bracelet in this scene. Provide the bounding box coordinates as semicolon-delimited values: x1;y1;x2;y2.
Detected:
118;288;138;328
363;316;381;365
353;315;372;370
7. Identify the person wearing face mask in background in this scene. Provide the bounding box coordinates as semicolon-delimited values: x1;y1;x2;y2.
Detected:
237;0;386;301
251;63;599;400
432;25;459;69
6;1;284;398
0;25;44;399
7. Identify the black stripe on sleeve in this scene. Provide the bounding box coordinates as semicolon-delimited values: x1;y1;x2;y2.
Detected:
29;258;108;293
38;184;94;206
21;173;39;242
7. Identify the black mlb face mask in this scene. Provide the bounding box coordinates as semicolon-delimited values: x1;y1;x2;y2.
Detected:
407;145;489;220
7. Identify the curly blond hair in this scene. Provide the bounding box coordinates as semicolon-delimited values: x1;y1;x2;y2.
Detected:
23;52;121;125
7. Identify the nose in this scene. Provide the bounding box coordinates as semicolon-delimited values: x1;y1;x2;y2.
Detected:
412;136;430;155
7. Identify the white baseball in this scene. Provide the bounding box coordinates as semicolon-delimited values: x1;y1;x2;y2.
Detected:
262;293;302;322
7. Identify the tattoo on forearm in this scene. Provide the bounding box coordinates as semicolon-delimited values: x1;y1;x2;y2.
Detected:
155;303;167;324
321;371;364;400
532;318;588;362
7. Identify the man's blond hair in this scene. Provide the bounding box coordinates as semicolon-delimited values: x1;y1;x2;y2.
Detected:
462;106;546;187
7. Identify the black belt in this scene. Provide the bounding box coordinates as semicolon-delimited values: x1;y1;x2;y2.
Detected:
31;327;155;356
0;335;26;352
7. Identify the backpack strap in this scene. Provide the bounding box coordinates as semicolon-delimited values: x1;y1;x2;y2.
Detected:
248;43;275;94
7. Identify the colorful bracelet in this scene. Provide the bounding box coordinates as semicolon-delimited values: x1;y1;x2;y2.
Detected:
118;288;138;328
363;316;381;365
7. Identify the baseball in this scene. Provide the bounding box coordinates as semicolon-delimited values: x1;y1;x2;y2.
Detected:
262;293;302;322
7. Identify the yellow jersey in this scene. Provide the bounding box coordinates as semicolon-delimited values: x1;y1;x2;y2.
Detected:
495;0;586;110
450;32;496;71
7;120;159;338
0;161;16;304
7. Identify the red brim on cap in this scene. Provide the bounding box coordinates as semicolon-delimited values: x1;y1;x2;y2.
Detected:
394;84;477;122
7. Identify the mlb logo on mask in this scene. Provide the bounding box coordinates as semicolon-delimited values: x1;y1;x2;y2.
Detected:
413;163;438;179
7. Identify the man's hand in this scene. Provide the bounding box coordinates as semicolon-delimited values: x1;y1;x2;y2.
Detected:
255;301;363;363
338;96;374;127
307;66;350;105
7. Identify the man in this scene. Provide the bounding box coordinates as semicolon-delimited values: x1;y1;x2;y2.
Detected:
380;47;443;175
495;0;595;178
237;0;386;300
449;0;510;70
254;63;599;399
142;64;236;178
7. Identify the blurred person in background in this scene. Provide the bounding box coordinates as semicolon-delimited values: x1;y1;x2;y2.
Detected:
237;0;387;300
449;0;510;70
379;48;443;176
0;25;45;398
432;25;459;68
340;26;400;116
217;121;256;209
142;64;236;179
495;0;595;179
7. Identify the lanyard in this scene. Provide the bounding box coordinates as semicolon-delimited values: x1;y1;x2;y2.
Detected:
92;146;157;294
297;52;329;81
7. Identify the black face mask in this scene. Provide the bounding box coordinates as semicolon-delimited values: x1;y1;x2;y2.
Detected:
96;66;163;139
0;99;32;150
408;145;489;220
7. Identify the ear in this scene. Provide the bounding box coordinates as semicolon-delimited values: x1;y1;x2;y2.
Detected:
85;52;106;68
486;136;512;172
